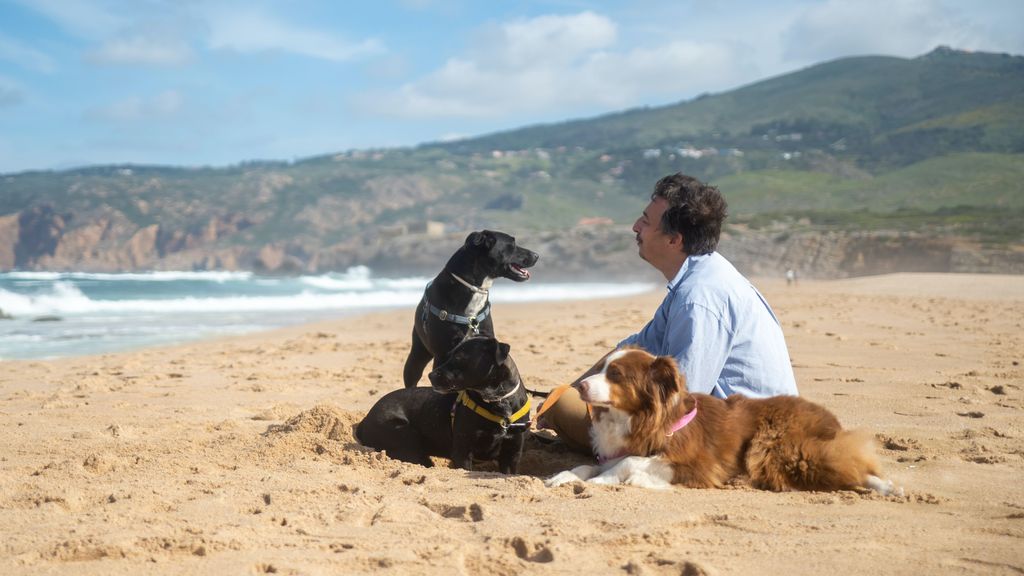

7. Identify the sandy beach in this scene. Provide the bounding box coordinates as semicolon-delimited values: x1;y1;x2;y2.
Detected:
1;273;1022;575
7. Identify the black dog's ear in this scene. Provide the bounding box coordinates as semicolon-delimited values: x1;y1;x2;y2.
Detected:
495;341;511;364
467;230;496;249
647;356;682;401
466;231;485;246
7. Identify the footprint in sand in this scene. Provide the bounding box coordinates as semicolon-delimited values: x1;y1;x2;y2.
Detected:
509;537;554;563
425;502;485;522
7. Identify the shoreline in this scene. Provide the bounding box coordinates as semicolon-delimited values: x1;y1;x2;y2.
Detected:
0;277;662;362
9;270;1021;364
1;273;1022;574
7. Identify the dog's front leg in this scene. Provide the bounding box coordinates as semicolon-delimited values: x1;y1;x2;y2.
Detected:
497;435;524;475
403;328;433;388
545;463;602;487
589;456;673;489
449;437;474;470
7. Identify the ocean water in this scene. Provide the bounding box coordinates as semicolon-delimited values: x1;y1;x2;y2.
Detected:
0;268;655;361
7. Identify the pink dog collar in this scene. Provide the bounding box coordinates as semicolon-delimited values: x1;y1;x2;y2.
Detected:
595;398;699;464
667;399;698;436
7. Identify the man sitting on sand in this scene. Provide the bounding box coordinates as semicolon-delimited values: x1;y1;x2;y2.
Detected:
537;173;799;452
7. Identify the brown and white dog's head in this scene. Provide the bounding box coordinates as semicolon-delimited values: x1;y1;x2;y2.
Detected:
576;348;686;408
574;348;690;458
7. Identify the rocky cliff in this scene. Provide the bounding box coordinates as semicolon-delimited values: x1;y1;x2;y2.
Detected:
1;202;1020;279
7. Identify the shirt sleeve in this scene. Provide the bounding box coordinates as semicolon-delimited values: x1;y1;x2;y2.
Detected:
663;302;733;396
617;308;662;351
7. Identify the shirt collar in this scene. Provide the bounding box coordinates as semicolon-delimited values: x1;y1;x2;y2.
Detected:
666;253;715;292
666;256;693;291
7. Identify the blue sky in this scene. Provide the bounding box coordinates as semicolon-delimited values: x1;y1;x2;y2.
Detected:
1;0;1021;173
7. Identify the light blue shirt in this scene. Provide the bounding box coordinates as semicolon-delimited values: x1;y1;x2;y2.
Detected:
619;252;798;399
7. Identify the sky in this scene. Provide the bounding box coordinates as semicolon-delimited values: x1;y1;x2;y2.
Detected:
0;0;1022;173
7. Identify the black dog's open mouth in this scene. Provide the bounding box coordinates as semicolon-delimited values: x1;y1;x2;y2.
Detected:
508;263;531;281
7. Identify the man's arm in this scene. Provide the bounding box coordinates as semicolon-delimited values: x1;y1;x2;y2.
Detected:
572;313;661;386
663;302;732;396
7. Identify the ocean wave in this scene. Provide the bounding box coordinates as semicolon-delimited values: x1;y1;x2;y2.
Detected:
0;280;655;317
4;270;255;282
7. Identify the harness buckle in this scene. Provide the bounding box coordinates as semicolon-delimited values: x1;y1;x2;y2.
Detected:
438;310;448;321
468;316;479;333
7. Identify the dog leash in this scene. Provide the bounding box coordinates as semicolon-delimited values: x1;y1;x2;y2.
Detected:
533;383;590;421
449;272;489;294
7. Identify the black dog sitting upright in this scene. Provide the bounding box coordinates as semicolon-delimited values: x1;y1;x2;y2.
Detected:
356;337;531;473
403;230;538;388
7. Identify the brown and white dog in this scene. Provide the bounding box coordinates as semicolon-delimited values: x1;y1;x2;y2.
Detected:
546;349;900;494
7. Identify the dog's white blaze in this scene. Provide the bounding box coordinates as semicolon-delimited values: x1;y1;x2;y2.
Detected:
580;349;629;404
605;349;630;365
590;407;631;460
581;373;611;403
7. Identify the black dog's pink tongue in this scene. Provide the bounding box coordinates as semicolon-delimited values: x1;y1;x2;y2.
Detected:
513;265;530;279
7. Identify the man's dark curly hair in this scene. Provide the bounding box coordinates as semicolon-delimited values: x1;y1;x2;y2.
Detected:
650;173;728;255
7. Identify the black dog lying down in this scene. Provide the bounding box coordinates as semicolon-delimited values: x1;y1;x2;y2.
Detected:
356;337;531;474
403;230;538;388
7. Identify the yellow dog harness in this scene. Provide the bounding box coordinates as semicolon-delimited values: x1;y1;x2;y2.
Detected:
452;390;532;430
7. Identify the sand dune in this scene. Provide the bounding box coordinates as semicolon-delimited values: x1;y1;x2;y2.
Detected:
1;273;1022;574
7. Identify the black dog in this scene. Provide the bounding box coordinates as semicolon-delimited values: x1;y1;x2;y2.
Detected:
403;230;538;389
356;337;531;474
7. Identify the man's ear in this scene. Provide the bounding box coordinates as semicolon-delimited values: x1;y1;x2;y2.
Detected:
647;356;682;401
668;231;685;252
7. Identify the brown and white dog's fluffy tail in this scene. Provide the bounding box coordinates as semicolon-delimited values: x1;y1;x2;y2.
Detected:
745;428;881;492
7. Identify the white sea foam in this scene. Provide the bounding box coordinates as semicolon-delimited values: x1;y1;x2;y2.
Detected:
0;268;657;360
5;270;254;282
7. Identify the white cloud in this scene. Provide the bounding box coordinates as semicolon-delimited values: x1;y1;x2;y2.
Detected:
363;11;754;119
17;0;382;66
782;0;982;61
203;7;384;62
88;32;193;66
86;90;183;122
471;11;617;69
14;0;126;39
0;33;57;73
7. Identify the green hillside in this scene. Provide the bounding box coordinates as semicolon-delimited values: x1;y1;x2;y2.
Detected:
435;48;1024;166
1;47;1022;272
